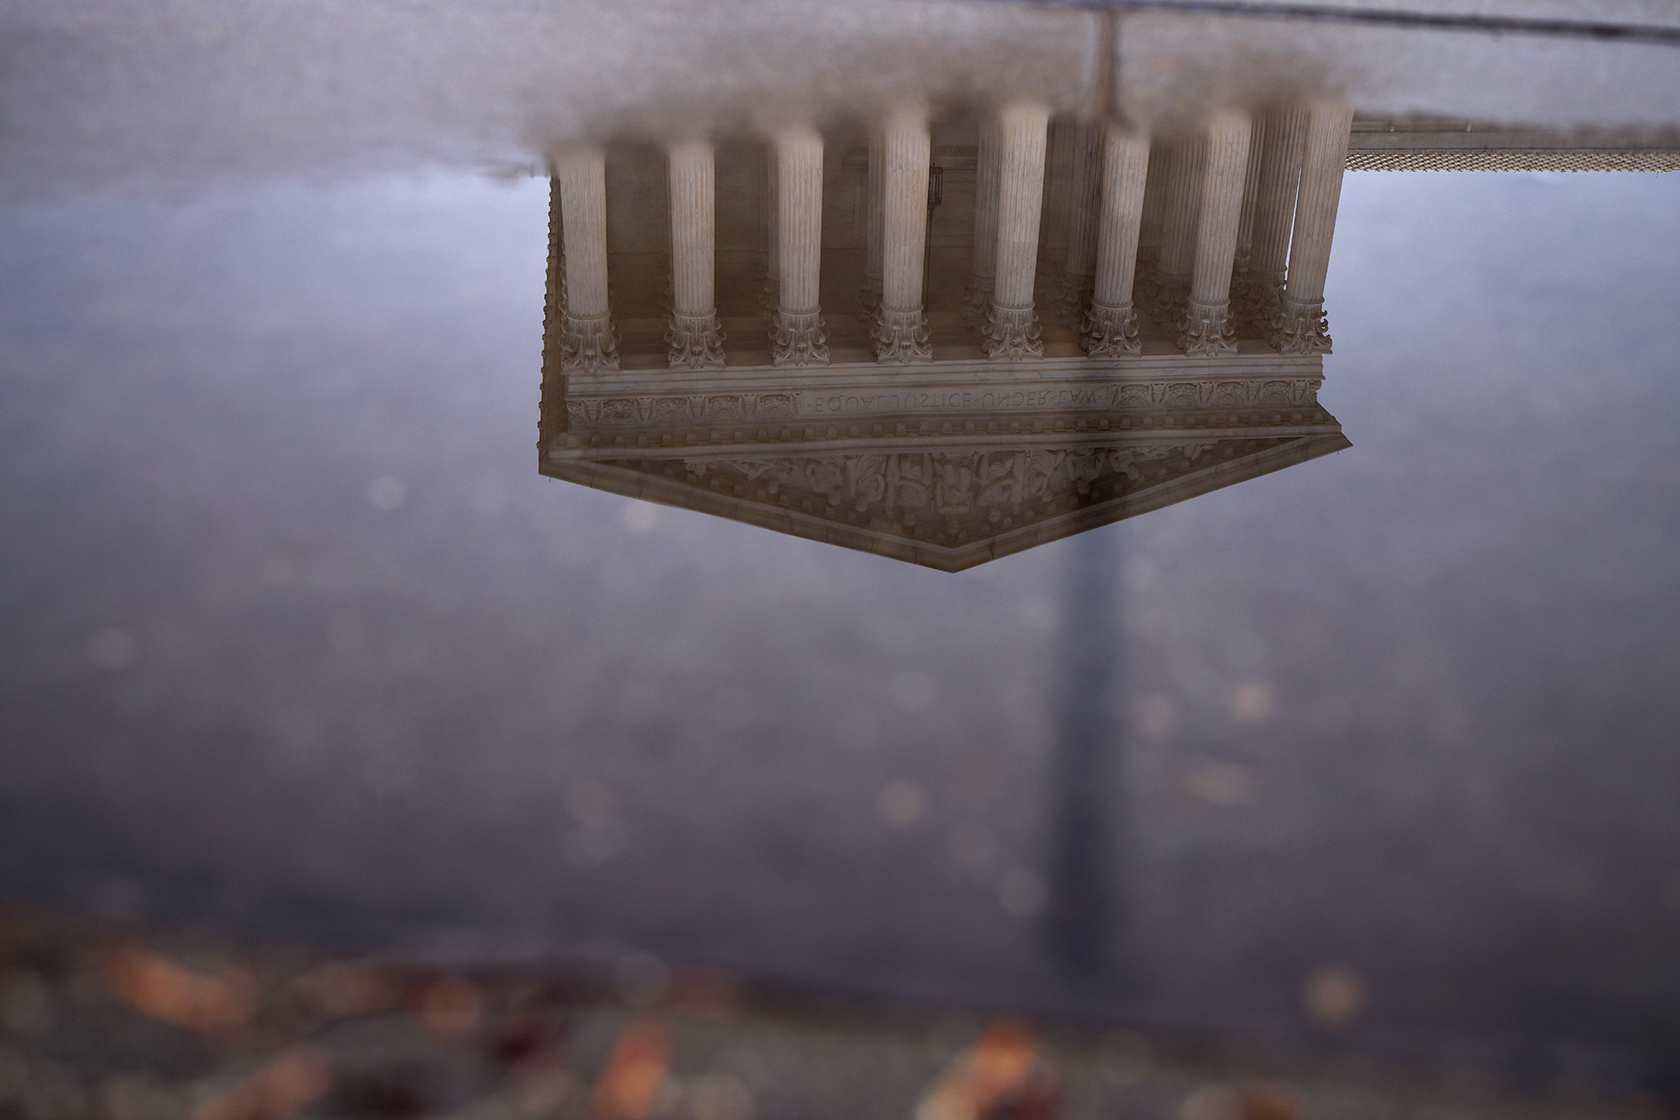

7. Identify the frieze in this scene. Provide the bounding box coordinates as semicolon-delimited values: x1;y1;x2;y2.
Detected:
566;378;1323;429
566;392;799;426
652;396;692;423
1212;380;1248;407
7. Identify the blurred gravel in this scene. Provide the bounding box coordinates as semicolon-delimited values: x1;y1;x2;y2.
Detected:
0;909;1665;1120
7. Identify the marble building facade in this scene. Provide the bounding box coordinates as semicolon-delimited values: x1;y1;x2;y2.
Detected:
539;101;1363;569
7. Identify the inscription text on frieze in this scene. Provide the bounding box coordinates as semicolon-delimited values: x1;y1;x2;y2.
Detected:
565;377;1322;430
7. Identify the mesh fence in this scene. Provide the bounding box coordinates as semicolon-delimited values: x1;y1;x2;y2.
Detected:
1347;148;1680;171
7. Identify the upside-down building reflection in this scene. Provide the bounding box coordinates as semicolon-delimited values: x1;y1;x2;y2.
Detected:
539;99;1361;568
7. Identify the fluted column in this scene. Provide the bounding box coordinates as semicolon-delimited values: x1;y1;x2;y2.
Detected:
1041;117;1075;255
1179;112;1252;355
762;147;779;314
1132;141;1169;304
1137;141;1170;257
983;103;1050;360
1082;127;1149;358
666;140;725;369
1062;121;1103;324
555;148;618;372
963;117;1001;322
874;110;933;363
1151;135;1206;322
1272;99;1353;354
1234;120;1265;281
1036;116;1077;308
770;127;828;366
1242;104;1307;324
862;126;885;320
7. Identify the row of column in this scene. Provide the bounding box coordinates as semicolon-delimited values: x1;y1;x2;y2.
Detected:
762;114;936;368
549;98;1352;373
1015;99;1353;358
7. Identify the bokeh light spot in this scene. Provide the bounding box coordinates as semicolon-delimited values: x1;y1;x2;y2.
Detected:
876;778;927;828
1302;964;1365;1031
365;476;406;511
88;628;137;670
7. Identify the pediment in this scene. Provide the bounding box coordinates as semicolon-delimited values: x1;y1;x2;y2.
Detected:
541;362;1348;570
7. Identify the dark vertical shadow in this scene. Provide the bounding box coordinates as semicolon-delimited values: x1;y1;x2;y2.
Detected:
1045;519;1124;982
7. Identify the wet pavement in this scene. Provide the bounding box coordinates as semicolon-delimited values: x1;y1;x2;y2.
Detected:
4;0;1680;1106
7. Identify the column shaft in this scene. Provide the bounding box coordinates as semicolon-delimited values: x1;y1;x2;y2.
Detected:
876;111;932;362
1062;121;1103;318
771;128;828;366
1180;112;1251;354
1234;118;1265;270
1155;135;1206;293
1244;104;1307;320
1274;99;1353;353
863;126;885;317
1041;117;1075;254
1137;141;1170;254
667;140;725;369
555;148;617;372
984;103;1050;359
762;146;779;313
964;117;1001;321
1082;126;1148;357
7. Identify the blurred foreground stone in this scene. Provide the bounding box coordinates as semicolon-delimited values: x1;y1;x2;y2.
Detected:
0;908;1668;1120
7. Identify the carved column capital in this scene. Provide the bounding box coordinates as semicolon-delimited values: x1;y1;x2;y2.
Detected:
560;312;619;372
772;309;829;367
983;303;1043;360
1270;298;1332;354
1081;301;1140;357
1239;271;1286;328
1178;298;1237;356
667;312;726;369
874;306;932;363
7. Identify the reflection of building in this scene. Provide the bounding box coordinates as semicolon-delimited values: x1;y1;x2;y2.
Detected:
545;371;1348;571
540;102;1363;568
